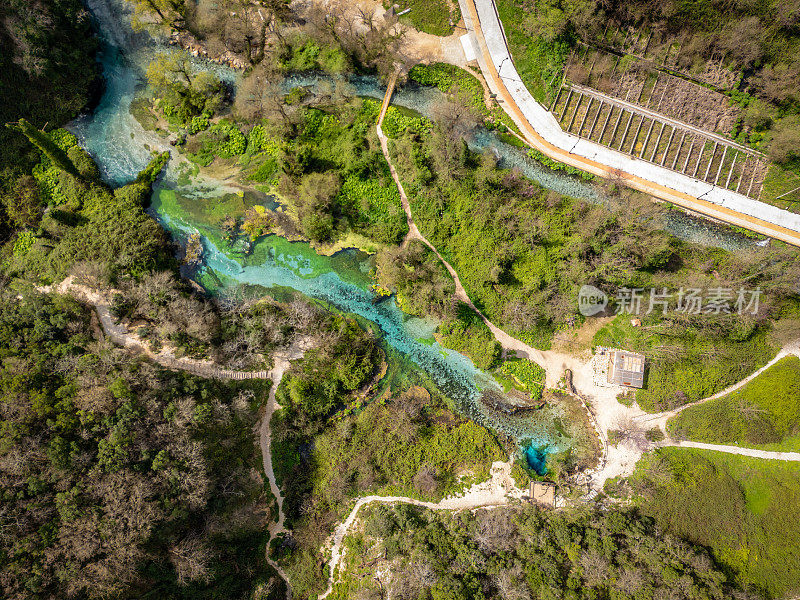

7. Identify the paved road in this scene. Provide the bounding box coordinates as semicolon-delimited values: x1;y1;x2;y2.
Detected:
457;0;800;246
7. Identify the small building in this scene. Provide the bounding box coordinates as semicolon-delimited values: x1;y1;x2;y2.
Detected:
529;481;556;507
607;350;645;388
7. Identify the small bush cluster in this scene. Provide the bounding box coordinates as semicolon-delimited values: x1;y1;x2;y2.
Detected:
31;128;80;205
281;36;350;74
382;105;431;138
188;120;247;165
187;113;211;134
499;358;546;401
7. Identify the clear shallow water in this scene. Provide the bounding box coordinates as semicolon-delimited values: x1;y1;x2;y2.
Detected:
68;0;571;460
288;74;757;250
67;0;756;466
524;445;548;475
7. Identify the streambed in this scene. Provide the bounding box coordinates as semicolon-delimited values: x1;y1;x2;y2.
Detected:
66;0;755;472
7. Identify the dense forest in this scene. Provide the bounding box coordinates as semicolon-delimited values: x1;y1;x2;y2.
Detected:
0;291;280;599
0;0;99;243
332;502;740;599
2;0;800;599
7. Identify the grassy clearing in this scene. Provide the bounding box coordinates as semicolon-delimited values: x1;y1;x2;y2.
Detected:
669;356;800;449
760;161;800;213
392;0;460;37
631;447;800;599
594;314;776;412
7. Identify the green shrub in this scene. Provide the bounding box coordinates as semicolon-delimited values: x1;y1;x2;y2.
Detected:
67;146;100;180
189;120;247;165
499;358;546;402
409;63;484;107
528;148;595;181
317;46;349;74
283;37;350;74
645;427;665;442
188;114;210;134
245;124;281;155
438;303;501;370
382;106;431;138
249;157;279;183
12;230;36;256
337;173;407;244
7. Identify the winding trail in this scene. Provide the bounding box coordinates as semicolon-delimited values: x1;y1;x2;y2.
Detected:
378;82;554;376
636;342;800;433
318;458;523;599
259;341;311;599
375;81;800;485
36;279;527;594
377;78;611;474
41;277;269;379
39;278;306;592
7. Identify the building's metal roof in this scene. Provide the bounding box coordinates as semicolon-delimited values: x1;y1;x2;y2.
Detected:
608;350;645;388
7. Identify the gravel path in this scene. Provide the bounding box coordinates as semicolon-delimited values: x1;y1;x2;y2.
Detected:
258;341;312;599
636;343;800;433
42;279;310;593
42;278;269;380
666;440;800;460
318;458;523;599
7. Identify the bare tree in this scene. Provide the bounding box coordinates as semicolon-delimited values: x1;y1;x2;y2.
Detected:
169;534;214;585
610;414;650;450
493;564;531;600
579;550;611;586
235;64;294;130
304;2;405;77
